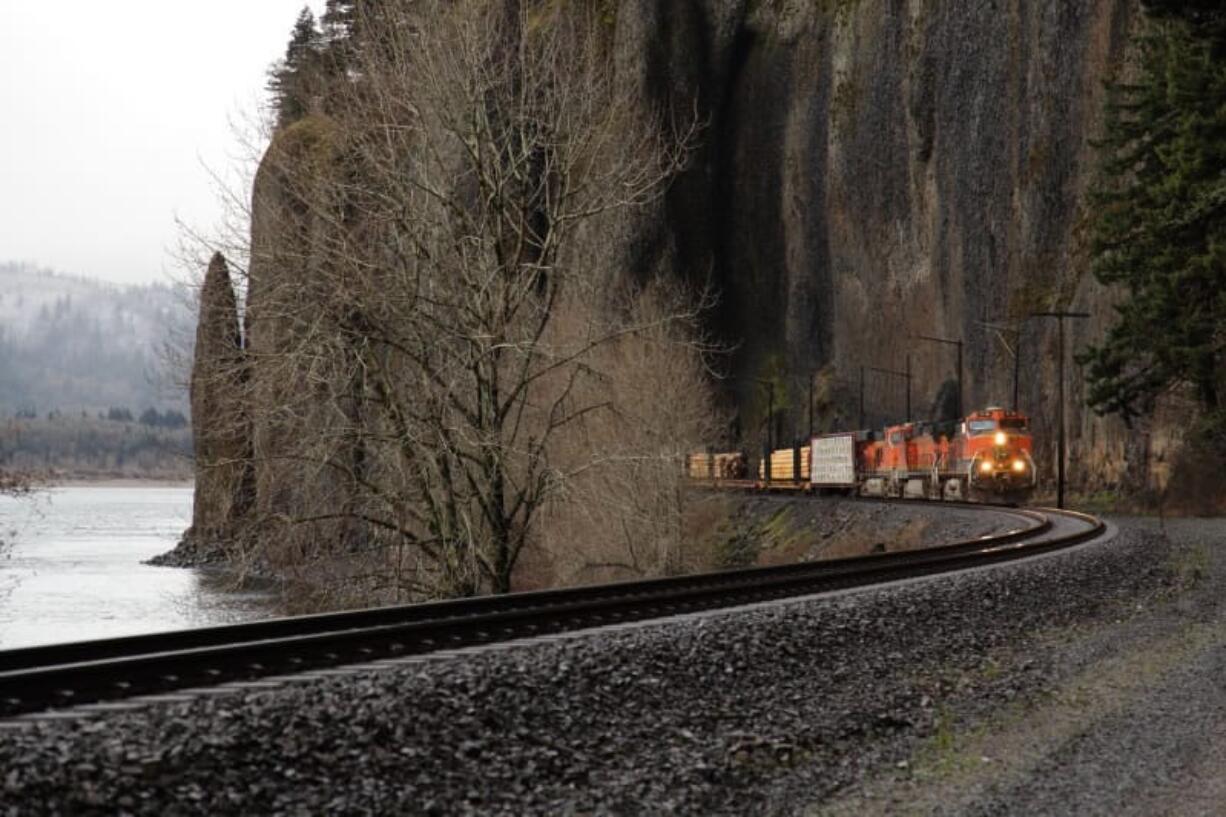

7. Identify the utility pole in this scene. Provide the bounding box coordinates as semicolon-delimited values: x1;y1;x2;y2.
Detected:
906;355;912;420
807;370;814;440
1001;324;1022;412
1030;311;1091;510
958;341;964;418
1013;326;1022;412
913;334;964;420
767;380;775;454
858;365;865;429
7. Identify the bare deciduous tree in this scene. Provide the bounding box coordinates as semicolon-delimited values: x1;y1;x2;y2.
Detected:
534;281;726;585
0;470;33;499
0;469;37;607
199;0;714;603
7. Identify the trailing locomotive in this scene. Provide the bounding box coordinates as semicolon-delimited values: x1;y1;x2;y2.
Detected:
688;406;1037;503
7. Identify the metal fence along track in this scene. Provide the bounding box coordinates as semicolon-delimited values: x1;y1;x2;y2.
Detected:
0;505;1105;718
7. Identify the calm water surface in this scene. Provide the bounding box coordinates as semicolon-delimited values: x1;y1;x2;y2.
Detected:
0;485;275;649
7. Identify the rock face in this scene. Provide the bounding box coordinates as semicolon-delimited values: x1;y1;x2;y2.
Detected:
186;253;250;545
238;116;372;566
245;116;340;525
188;1;1163;546
612;0;1140;490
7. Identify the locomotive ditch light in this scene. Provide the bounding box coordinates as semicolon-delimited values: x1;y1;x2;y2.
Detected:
980;460;994;474
1012;459;1026;473
994;431;1008;446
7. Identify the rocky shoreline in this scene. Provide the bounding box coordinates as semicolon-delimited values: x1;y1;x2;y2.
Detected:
143;530;229;570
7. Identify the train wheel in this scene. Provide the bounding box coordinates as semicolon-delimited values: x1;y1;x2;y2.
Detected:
942;477;967;501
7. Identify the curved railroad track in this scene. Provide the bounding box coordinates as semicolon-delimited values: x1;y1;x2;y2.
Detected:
0;502;1106;719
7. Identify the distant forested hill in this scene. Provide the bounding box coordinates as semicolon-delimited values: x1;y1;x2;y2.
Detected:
0;263;195;418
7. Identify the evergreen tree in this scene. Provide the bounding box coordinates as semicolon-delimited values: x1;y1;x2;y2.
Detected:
1079;10;1226;425
321;0;356;42
319;0;359;85
1144;0;1226;40
267;7;323;128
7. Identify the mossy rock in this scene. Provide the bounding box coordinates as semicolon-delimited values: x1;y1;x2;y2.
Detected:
270;114;340;181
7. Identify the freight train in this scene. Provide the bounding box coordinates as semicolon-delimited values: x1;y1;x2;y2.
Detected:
688;406;1037;503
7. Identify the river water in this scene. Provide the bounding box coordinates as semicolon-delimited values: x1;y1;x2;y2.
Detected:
0;485;276;649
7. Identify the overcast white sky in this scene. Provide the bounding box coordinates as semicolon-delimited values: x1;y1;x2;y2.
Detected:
0;1;324;285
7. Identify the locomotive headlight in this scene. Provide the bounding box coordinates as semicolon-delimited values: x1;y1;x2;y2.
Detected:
1012;459;1026;473
994;431;1008;446
980;460;994;474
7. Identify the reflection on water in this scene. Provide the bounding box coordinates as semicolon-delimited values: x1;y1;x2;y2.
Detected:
0;485;276;649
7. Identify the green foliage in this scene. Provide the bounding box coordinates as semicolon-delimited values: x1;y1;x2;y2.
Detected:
713;528;759;569
743;351;792;449
320;0;362;70
1143;0;1226;37
709;505;801;568
268;2;375;130
139;407;188;429
1079;13;1226;425
273;114;339;180
267;7;324;128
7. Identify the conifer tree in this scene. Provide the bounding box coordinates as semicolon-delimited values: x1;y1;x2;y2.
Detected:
319;0;359;83
1080;7;1226;425
267;7;322;128
321;0;356;41
1144;0;1226;39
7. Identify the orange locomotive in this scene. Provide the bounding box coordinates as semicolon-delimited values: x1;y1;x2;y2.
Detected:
855;406;1036;502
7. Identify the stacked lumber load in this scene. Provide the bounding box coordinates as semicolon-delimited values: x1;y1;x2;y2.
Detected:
757;445;811;482
686;451;749;480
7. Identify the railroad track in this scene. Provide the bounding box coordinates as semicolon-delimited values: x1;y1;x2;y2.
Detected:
0;503;1106;719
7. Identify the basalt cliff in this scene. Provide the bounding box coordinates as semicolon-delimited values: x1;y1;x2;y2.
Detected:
186;0;1190;552
608;0;1148;491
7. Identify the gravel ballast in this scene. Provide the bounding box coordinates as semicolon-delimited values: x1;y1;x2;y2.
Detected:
720;494;1028;545
818;516;1226;816
0;518;1190;815
703;495;1022;566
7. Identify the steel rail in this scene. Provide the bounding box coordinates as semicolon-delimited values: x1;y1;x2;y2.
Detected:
0;505;1102;718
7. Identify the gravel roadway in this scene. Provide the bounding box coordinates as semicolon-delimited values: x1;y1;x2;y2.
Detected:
0;513;1217;816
